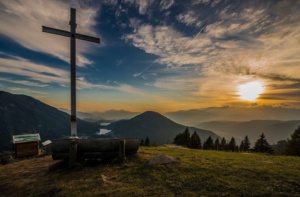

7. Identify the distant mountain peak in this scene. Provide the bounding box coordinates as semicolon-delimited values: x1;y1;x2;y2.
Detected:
139;111;162;116
108;110;219;145
132;111;173;123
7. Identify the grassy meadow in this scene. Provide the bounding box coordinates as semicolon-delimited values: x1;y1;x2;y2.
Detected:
0;146;300;196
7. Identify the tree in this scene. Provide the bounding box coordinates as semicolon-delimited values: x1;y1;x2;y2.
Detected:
173;127;191;147
239;140;245;151
140;139;144;146
243;135;251;151
145;136;150;146
283;126;300;156
228;137;236;151
199;136;202;149
190;131;201;149
273;140;288;154
183;128;191;147
220;137;227;151
203;136;214;150
254;133;273;153
240;135;251;151
214;138;220;150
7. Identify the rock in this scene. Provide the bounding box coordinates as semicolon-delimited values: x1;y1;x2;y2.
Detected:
101;175;109;183
1;155;13;165
148;155;180;165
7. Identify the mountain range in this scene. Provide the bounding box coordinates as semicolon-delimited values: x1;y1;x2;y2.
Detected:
0;91;220;150
106;111;219;145
0;91;99;150
197;120;300;145
165;107;300;126
59;108;139;121
1;90;299;150
165;107;300;145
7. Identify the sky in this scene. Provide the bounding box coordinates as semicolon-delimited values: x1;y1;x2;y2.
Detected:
0;0;300;113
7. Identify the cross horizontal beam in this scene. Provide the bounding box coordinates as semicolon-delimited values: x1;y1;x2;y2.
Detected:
42;26;100;43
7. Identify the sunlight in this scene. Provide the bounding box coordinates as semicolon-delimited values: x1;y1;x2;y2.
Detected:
238;81;264;101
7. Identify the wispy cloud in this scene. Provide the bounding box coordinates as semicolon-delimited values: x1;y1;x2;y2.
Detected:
0;57;69;85
0;77;48;88
159;0;174;11
124;1;300;105
123;0;174;15
176;11;202;27
8;87;48;96
133;58;160;77
0;0;100;67
123;0;155;15
0;55;142;95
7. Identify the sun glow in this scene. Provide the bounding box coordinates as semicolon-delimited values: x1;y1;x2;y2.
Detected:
238;81;264;101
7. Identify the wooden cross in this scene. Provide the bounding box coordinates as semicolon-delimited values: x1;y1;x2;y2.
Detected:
42;8;100;138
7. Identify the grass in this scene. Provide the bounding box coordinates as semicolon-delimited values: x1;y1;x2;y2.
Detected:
0;146;300;196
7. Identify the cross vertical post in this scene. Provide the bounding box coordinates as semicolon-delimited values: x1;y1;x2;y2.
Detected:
42;8;100;139
70;8;77;138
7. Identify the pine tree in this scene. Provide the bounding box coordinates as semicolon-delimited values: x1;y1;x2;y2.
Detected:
239;140;245;151
199;136;202;149
254;133;273;153
173;133;185;146
190;131;201;149
203;136;214;150
214;138;220;150
243;135;251;151
228;137;236;151
283;126;300;156
173;127;191;147
220;137;227;151
140;139;144;146
145;136;150;146
183;127;191;147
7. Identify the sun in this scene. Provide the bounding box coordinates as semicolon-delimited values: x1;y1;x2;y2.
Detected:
238;81;264;101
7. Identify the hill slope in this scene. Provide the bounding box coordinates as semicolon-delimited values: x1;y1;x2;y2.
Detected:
0;91;99;150
107;111;219;145
197;120;300;144
0;146;299;196
165;107;300;126
59;109;139;121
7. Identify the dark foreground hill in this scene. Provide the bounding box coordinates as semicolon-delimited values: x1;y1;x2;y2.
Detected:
0;91;99;150
107;111;219;145
0;146;299;196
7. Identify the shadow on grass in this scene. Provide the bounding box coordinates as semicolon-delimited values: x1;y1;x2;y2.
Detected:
48;154;140;171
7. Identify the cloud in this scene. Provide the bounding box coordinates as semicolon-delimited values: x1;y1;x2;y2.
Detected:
0;0;100;67
123;0;155;15
0;57;69;85
176;11;202;27
116;59;123;66
0;55;142;95
123;0;173;15
8;87;48;96
0;77;48;88
133;58;160;77
123;1;300;106
124;24;212;66
159;0;174;11
116;83;141;95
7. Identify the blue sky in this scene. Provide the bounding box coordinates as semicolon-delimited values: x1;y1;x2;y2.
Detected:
0;0;300;112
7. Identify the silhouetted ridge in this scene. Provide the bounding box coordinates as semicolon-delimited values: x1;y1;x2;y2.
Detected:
108;110;219;145
131;111;176;124
0;91;99;151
